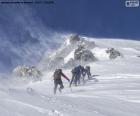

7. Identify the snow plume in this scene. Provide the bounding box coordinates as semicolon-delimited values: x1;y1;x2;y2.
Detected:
0;5;64;73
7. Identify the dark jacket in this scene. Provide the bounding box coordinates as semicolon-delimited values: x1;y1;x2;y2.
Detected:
53;69;70;81
72;66;82;75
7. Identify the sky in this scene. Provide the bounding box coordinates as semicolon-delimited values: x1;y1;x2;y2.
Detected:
0;0;140;40
30;0;140;40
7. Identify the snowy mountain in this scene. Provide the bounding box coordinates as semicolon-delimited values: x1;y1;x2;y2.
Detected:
39;34;122;71
0;35;140;116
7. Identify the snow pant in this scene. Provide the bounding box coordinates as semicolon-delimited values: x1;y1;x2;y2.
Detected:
75;73;81;85
87;72;91;79
54;79;64;94
70;73;75;87
70;73;81;87
82;74;86;84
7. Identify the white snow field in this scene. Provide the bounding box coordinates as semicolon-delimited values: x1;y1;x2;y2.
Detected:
0;38;140;116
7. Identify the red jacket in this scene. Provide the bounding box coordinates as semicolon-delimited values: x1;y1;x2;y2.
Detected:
61;72;70;81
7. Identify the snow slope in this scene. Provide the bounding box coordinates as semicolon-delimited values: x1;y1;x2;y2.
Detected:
0;38;140;116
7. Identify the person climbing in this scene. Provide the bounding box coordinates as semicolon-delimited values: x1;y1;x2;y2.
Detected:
53;69;70;94
70;65;82;87
85;66;91;79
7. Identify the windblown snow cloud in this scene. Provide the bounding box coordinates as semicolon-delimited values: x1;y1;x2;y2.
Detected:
0;5;64;73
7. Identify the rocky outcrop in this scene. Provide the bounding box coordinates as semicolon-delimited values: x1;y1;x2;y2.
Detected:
69;34;95;49
40;34;97;70
13;65;42;81
80;39;95;49
106;48;121;59
74;45;96;62
69;34;80;44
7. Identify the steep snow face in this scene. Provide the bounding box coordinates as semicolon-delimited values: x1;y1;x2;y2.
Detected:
0;37;140;116
64;50;75;63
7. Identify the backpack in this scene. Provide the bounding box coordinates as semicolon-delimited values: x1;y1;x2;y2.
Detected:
53;69;62;80
72;66;81;74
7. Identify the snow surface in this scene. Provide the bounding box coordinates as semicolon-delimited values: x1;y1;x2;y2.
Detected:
0;38;140;116
64;50;75;63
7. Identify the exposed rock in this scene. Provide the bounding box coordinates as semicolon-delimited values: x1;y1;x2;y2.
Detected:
74;45;96;62
81;50;96;61
40;34;96;70
13;65;42;81
106;48;121;59
80;39;95;49
69;34;80;43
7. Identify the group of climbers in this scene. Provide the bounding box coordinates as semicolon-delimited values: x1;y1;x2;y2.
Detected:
53;65;92;94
